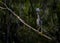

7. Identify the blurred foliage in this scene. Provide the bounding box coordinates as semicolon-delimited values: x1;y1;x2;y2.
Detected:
0;0;60;43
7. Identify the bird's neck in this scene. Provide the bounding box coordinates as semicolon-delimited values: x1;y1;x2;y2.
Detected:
37;13;40;19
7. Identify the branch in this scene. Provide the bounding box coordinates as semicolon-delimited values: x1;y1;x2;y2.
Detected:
0;1;52;40
0;6;6;9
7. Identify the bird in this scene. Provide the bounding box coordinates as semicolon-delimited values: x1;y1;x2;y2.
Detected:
36;8;42;32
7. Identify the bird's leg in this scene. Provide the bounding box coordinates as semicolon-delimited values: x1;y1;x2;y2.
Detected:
37;26;40;31
37;26;42;33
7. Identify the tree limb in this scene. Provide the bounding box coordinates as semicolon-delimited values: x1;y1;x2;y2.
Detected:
0;1;52;40
0;6;6;9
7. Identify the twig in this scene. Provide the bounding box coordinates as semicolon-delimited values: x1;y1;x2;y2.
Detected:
0;1;52;40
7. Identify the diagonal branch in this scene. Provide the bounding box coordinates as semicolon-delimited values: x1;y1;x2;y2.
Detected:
0;1;52;40
0;6;6;9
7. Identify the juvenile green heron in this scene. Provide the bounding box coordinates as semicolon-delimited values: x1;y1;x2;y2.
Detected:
36;8;42;32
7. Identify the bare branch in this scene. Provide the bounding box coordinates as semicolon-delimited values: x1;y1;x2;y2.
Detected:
0;6;6;9
0;1;52;40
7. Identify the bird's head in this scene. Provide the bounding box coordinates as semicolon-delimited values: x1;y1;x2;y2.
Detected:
36;8;40;12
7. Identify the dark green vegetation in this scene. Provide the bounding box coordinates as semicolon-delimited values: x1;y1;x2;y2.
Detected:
0;0;60;43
